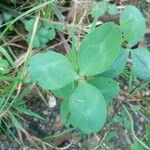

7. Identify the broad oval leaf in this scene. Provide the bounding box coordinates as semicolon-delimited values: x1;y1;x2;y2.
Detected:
102;48;129;78
120;6;146;47
28;51;78;90
79;22;122;76
69;82;107;134
131;48;150;80
51;82;75;99
88;77;120;102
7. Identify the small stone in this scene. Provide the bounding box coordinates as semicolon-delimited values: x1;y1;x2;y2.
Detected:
43;110;48;115
48;95;56;108
87;135;100;149
145;91;150;96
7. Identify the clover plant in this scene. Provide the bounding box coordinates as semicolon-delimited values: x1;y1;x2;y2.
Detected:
27;5;150;134
24;19;64;49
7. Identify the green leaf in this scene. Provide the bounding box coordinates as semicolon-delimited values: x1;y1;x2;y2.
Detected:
66;50;79;72
54;23;64;31
92;1;108;18
131;141;145;150
24;19;41;32
79;22;122;76
131;48;150;80
69;82;107;134
8;111;26;133
0;58;10;74
48;28;56;40
14;106;44;120
120;5;146;47
105;131;118;143
52;82;75;99
146;124;150;145
102;48;129;78
44;21;54;29
38;27;56;43
25;19;56;49
88;77;120;102
60;100;71;126
28;51;78;90
3;11;13;22
27;34;41;49
107;4;119;15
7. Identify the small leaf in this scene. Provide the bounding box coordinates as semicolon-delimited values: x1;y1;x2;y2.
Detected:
0;58;10;74
105;131;118;143
79;22;122;76
102;48;129;78
38;27;56;43
8;111;26;133
69;82;107;134
88;77;120;102
52;82;75;99
38;28;51;43
27;34;41;49
28;51;78;90
3;11;13;22
14;106;44;120
44;21;54;29
120;5;146;47
54;23;64;31
107;4;119;15
24;19;41;32
131;48;150;80
66;50;79;72
48;28;56;40
92;1;108;18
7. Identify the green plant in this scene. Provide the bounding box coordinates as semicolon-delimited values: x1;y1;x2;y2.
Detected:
24;19;64;49
0;89;43;143
27;5;149;134
0;57;10;74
